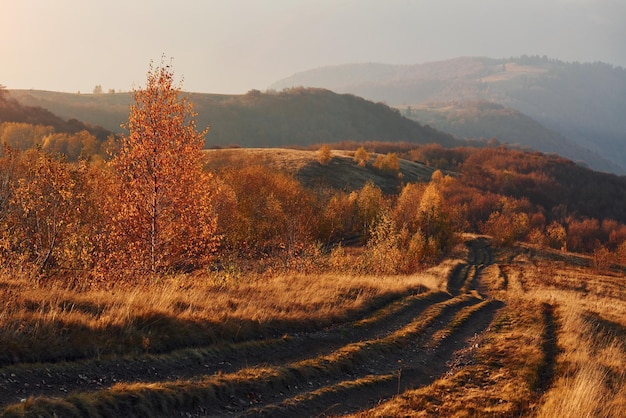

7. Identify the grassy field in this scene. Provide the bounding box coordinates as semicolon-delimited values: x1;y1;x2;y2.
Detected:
204;147;436;194
0;237;624;417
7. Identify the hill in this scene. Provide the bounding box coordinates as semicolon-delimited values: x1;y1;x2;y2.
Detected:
206;145;626;227
8;88;459;149
401;101;620;173
270;56;626;173
204;147;436;194
0;87;112;141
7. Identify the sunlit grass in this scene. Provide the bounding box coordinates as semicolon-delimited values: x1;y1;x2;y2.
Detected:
347;298;547;417
2;240;625;417
0;268;445;366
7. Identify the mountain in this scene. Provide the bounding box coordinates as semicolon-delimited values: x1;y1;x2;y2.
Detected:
270;56;626;173
402;101;621;173
8;88;458;149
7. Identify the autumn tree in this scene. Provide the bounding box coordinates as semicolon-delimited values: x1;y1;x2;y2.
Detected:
0;148;83;274
219;165;318;257
354;182;388;240
108;61;218;275
373;152;400;174
317;144;332;165
354;146;369;167
409;170;454;262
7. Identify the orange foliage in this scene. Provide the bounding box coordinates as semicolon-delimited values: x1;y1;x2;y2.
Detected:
0;148;85;274
373;152;400;174
219;165;319;257
107;61;218;275
317;144;332;165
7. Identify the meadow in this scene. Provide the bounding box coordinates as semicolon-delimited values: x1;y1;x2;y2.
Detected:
1;236;624;417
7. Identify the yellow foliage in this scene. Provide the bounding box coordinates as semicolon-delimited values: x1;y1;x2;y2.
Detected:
353;146;369;167
372;152;400;173
107;61;218;275
317;144;332;165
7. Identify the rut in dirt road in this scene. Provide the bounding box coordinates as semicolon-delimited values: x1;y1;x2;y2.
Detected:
0;239;501;418
220;238;501;417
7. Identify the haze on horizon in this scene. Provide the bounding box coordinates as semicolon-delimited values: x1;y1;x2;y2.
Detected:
1;0;625;95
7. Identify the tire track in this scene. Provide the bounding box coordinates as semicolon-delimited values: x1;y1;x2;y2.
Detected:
1;238;501;417
536;302;559;393
241;299;501;417
229;239;501;416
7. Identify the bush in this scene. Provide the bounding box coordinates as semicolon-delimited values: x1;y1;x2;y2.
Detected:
317;144;332;165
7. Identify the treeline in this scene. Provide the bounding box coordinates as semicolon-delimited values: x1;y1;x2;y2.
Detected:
3;140;626;284
389;142;626;256
311;141;626;258
0;86;115;161
3;74;626;283
0;145;457;281
7;87;459;149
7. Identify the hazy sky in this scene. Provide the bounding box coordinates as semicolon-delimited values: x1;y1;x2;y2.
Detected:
2;0;625;94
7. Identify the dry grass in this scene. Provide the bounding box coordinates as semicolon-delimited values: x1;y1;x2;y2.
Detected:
345;244;626;417
0;269;444;366
507;250;626;418
2;240;625;417
533;297;626;418
347;297;547;417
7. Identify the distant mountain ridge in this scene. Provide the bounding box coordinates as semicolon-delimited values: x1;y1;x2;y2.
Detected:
402;101;621;173
271;56;626;173
9;88;459;149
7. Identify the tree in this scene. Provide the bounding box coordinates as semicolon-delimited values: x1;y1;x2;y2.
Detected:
108;60;218;274
3;149;81;274
219;165;318;257
317;144;332;165
354;146;369;167
373;152;400;174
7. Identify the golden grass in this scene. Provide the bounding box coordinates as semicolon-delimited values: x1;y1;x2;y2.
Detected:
1;290;471;417
534;300;626;418
506;251;626;418
2;241;625;417
0;269;445;366
345;244;626;417
347;298;547;417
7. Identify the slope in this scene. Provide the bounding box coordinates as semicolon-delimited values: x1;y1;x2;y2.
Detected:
9;88;459;149
403;101;620;173
204;147;436;194
0;88;112;141
270;56;626;173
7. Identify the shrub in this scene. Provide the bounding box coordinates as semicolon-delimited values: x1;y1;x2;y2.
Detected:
317;144;332;165
373;152;400;174
353;146;370;167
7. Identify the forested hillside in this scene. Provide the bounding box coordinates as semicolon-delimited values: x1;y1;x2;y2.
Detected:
271;56;626;173
0;87;114;160
8;88;458;149
402;101;620;172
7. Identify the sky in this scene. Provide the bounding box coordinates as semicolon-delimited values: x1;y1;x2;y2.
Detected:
1;0;625;94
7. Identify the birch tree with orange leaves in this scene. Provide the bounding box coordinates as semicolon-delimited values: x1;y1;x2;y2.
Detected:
108;60;219;275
